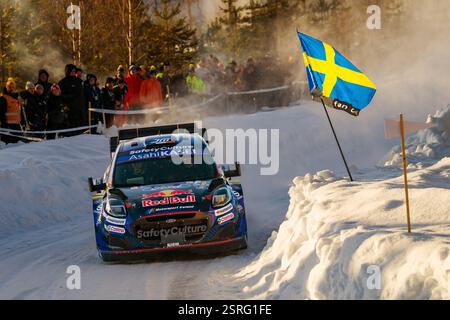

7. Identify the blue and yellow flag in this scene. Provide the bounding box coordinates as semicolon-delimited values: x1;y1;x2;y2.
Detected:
298;32;377;117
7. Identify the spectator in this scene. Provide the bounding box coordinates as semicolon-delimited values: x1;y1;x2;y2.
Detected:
76;67;83;81
139;68;163;108
101;77;116;128
19;82;37;130
32;84;48;132
36;69;52;99
124;64;143;110
170;64;188;98
0;78;21;143
59;64;84;128
0;94;6;132
140;65;148;80
115;65;126;85
186;67;207;95
242;58;259;91
84;74;103;126
157;62;171;100
113;79;127;127
47;84;69;139
224;60;241;91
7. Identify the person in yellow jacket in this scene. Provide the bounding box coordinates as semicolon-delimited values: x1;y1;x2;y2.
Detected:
186;66;207;95
0;78;22;143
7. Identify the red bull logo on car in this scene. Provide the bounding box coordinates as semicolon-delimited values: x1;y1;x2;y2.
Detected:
142;195;196;208
142;189;194;199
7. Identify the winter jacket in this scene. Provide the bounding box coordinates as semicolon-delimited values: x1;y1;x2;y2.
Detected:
113;85;127;109
243;65;260;91
139;77;163;107
124;73;143;108
186;75;207;95
85;84;103;110
171;73;188;98
59;72;84;127
20;90;37;128
32;93;48;131
0;95;7;128
47;94;68;130
21;90;47;131
1;88;21;125
101;87;116;110
157;72;171;99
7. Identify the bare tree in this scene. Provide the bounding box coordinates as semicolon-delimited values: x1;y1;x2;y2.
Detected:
0;1;15;84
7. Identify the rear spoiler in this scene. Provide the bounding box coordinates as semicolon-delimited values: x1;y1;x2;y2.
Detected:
109;123;207;154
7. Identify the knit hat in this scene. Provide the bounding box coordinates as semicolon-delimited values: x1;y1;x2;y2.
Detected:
6;77;16;89
65;64;77;76
38;69;49;78
51;83;61;95
25;82;35;90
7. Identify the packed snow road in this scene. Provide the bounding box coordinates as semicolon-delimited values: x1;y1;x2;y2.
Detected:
1;102;448;299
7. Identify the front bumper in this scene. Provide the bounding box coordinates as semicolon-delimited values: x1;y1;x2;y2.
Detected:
94;206;248;261
99;236;247;262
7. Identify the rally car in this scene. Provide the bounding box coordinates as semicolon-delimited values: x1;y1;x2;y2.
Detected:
88;123;248;262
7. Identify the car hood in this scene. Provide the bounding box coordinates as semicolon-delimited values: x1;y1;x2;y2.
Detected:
116;180;216;218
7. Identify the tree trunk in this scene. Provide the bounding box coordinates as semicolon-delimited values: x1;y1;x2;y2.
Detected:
77;0;82;66
0;10;4;84
128;0;133;65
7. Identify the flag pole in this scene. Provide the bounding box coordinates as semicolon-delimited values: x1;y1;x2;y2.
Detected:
399;113;412;233
320;98;354;182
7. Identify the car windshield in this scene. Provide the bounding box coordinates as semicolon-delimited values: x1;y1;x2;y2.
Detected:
113;155;218;187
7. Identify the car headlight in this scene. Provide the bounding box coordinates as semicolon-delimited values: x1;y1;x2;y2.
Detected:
212;187;232;208
104;197;127;218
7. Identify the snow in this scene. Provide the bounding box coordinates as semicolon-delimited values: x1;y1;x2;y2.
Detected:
0;135;110;237
1;102;450;299
383;105;450;168
225;159;450;299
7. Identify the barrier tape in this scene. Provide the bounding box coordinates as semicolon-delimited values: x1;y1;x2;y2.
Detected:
0;125;96;135
187;94;225;110
88;84;295;116
226;85;291;96
88;106;170;115
0;131;44;142
89;94;225;115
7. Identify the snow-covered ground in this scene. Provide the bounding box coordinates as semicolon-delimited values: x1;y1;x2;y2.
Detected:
1;102;449;299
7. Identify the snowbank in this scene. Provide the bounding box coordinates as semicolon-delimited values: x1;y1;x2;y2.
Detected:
228;106;450;299
383;105;450;168
0;135;109;238
233;160;450;299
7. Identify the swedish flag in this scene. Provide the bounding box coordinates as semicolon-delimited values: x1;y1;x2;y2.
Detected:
298;32;377;117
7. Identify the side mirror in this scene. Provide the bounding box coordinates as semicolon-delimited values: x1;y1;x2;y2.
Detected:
88;177;106;193
221;162;241;178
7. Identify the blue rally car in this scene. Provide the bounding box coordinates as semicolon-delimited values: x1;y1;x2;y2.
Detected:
88;123;248;262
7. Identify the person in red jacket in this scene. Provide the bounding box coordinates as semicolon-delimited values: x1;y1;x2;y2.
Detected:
124;65;143;109
122;65;143;125
139;69;163;108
